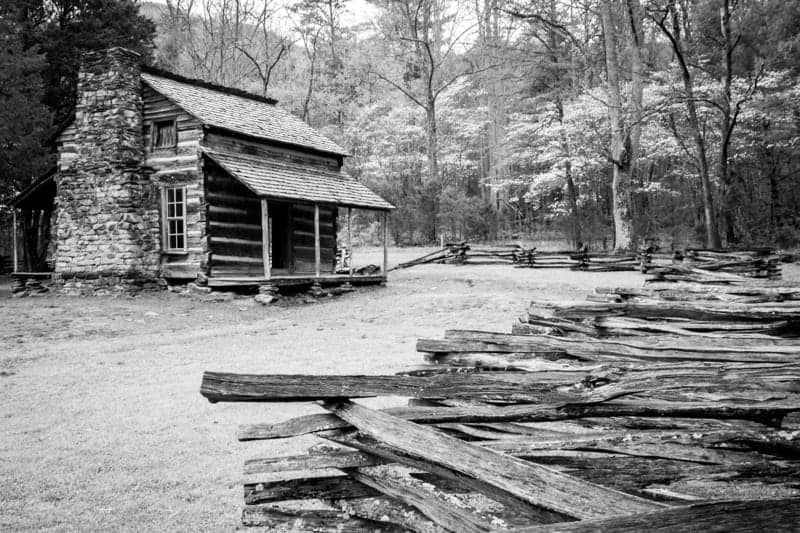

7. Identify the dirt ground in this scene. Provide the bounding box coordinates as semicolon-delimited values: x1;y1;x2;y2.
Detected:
1;249;796;531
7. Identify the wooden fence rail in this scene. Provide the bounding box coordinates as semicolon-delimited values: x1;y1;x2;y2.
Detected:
201;264;800;531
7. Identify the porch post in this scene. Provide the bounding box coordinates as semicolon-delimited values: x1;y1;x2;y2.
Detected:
12;209;18;273
260;199;271;279
347;207;353;277
382;210;389;274
314;203;321;278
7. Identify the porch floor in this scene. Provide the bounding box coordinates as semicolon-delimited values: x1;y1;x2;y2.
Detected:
206;273;386;288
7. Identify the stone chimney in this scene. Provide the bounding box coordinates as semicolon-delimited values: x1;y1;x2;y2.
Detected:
54;47;160;291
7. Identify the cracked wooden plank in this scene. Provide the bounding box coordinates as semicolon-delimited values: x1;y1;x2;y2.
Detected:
502;497;800;532
321;400;665;520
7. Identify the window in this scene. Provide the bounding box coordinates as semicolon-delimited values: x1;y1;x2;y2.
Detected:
163;186;187;252
152;119;177;149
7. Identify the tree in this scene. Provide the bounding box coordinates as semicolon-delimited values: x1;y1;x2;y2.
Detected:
651;0;720;248
504;0;590;247
0;13;55;271
289;0;348;124
160;0;293;97
1;0;155;269
599;0;640;251
20;0;156;127
370;0;487;240
0;18;53;203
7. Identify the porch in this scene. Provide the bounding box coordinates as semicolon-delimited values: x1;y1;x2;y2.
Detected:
206;273;386;289
202;149;394;289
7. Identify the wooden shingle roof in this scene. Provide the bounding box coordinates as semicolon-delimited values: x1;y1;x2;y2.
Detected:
203;149;394;211
141;72;348;157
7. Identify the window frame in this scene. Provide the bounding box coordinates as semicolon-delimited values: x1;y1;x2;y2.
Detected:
151;118;178;151
161;185;188;254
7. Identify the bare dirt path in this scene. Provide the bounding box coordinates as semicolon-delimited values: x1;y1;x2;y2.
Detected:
2;255;794;531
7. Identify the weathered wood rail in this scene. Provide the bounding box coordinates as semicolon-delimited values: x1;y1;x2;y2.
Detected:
390;243;788;277
391;242;644;272
201;272;800;531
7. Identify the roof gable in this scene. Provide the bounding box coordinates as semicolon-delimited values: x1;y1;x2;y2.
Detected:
141;71;348;157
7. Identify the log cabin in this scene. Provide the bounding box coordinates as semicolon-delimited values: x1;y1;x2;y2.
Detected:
10;47;393;294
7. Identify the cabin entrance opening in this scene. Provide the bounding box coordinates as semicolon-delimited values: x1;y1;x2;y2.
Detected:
269;202;291;274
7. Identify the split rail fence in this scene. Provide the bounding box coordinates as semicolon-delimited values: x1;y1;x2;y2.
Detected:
201;265;800;531
392;242;642;272
391;242;787;276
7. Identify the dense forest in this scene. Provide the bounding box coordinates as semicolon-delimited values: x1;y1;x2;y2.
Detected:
2;0;800;251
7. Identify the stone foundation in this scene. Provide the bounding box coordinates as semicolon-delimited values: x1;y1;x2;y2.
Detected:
52;271;161;296
11;274;53;297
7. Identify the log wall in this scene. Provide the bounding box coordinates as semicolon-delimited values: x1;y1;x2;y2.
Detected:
142;85;206;278
291;203;336;274
205;162;264;277
142;85;204;173
202;130;340;276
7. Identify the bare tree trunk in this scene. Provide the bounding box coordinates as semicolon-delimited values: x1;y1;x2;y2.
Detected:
627;0;644;191
600;1;634;252
555;97;581;247
482;0;508;195
719;0;736;245
655;1;721;248
426;95;440;242
300;29;320;123
546;0;581;248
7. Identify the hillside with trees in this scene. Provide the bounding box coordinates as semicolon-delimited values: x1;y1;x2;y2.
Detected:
3;0;800;251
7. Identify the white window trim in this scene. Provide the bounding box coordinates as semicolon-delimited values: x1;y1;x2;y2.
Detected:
162;185;188;253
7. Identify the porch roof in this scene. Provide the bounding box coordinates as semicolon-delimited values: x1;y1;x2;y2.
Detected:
202;149;394;211
11;167;56;210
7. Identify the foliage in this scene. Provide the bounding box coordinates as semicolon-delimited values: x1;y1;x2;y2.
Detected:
4;0;800;251
0;17;53;203
15;0;156;127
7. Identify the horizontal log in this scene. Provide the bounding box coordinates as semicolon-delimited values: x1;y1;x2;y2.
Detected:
635;281;800;297
202;371;588;403
422;331;800;363
591;316;792;338
534;299;800;322
241;506;404;531
208;236;261;247
596;287;798;304
244;474;378;504
205;191;260;206
207;204;258;217
208;220;261;232
210;267;266;276
418;339;575;358
526;313;797;336
245;448;381;475
210;244;262;260
238;400;798;440
210;255;263;264
508;497;800;532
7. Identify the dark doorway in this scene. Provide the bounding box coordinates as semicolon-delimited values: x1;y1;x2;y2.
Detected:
270;202;291;273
